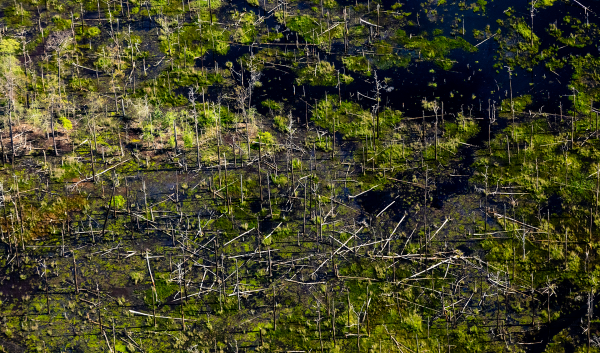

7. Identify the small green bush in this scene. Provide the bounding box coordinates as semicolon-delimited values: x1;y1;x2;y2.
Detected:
130;272;144;284
86;26;101;37
0;38;20;54
273;115;289;132
296;61;353;86
110;195;126;209
52;16;72;31
261;99;283;111
342;56;371;75
272;174;288;187
183;131;194;148
58;117;73;130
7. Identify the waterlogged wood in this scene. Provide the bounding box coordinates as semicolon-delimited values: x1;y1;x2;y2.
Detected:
129;310;197;322
387;177;426;188
223;227;256;246
348;184;380;199
375;200;395;218
70;159;131;188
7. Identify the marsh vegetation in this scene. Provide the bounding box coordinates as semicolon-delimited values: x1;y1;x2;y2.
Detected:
0;0;599;352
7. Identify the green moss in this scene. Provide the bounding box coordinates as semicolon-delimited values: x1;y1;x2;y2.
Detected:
295;61;353;86
51;15;72;31
372;41;411;69
315;0;338;8
144;278;178;305
86;26;101;37
0;38;20;54
535;0;556;7
233;12;258;44
271;174;288;187
130;272;144;284
311;96;402;139
514;22;539;48
189;0;222;9
69;77;96;91
3;5;32;27
287;15;320;42
166;21;230;59
261;31;283;43
254;131;277;151
402;311;422;332
342;56;371;75
261;99;283;111
349;25;368;37
475;0;487;12
396;33;477;70
500;95;532;113
58;117;73;130
273;115;290;132
287;15;343;45
110;195;126;209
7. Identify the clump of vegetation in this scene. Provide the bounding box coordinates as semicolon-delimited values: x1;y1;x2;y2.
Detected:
514;21;539;49
273;115;290;132
145;278;177;305
58;117;73;130
189;0;222;10
86;26;101;37
286;15;320;41
287;15;343;45
311;0;338;8
396;31;477;69
233;12;258;44
295;61;353;86
311;95;402;139
261;99;283;112
342;55;371;75
501;94;532;112
372;41;411;69
4;4;32;26
261;31;283;43
130;272;144;285
472;0;487;13
0;38;20;54
430;115;480;160
51;15;72;31
110;195;126;209
535;0;557;8
253;131;278;152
